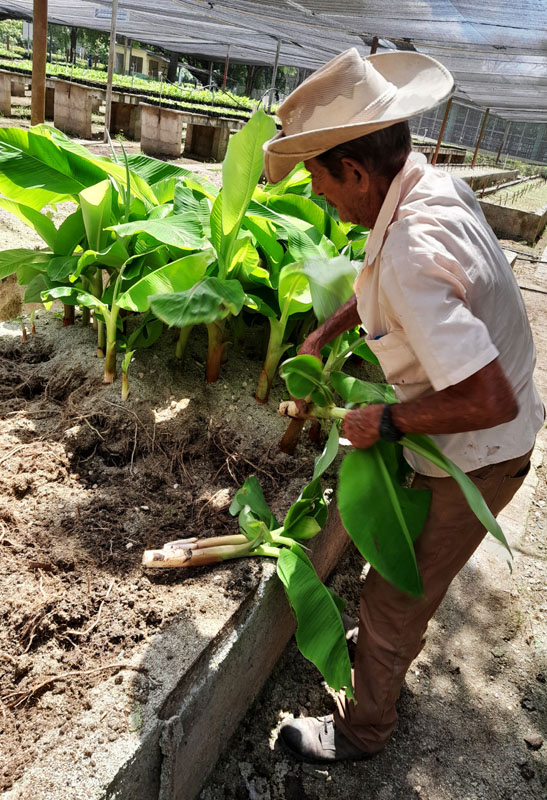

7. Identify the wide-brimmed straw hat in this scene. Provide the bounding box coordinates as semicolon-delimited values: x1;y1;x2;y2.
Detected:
263;48;454;183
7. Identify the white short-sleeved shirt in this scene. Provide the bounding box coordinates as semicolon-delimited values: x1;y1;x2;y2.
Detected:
354;152;544;477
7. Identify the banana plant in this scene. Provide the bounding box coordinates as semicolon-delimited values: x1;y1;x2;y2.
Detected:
143;424;354;699
0;125;159;333
279;354;512;596
253;255;358;403
0;125;216;382
149;109;277;383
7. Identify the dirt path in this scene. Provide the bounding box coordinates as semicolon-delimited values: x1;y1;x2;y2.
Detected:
200;262;547;799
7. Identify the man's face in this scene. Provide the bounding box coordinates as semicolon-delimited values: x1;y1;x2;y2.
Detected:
304;156;385;229
304;157;362;224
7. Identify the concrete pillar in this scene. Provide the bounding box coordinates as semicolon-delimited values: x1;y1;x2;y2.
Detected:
54;80;93;139
140;103;183;157
91;92;102;114
111;100;141;139
0;72;12;116
10;78;26;97
45;86;54;119
183;121;214;159
211;122;231;161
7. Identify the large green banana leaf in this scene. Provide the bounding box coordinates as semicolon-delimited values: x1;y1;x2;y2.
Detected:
0;197;57;248
117;250;215;312
338;444;431;596
109;215;205;250
149;276;245;328
221;110;276;239
402;434;512;556
79;180;112;253
0;248;51;280
0;127;157;209
277;543;353;698
32;125;158;206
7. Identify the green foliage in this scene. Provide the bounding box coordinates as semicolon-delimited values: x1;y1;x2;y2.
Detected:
0;116;367;392
220;428;353;696
278;353;512;596
277;545;353;697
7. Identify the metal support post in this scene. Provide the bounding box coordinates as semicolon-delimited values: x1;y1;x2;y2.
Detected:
104;0;119;142
31;0;48;126
470;107;489;168
222;44;230;91
495;120;510;164
432;96;453;166
271;37;281;92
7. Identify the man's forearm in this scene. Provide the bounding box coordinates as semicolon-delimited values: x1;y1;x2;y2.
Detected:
390;359;519;435
301;295;361;353
342;359;519;451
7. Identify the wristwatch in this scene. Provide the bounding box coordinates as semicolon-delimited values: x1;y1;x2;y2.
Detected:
378;404;404;443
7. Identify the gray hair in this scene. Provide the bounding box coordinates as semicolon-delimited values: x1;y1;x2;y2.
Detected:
315;121;412;182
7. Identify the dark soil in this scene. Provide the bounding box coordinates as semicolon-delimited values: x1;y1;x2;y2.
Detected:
0;313;320;795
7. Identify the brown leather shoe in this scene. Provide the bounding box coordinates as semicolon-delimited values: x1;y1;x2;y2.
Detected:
278;715;373;763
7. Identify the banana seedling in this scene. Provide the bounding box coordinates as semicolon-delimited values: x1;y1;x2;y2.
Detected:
143;426;354;698
278;354;512;597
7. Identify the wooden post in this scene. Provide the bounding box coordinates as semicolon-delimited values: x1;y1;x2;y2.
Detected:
370;36;379;55
471;107;490;168
496;120;510;164
432;96;453;166
222;45;230;91
104;0;119;142
128;39;133;75
31;0;48;127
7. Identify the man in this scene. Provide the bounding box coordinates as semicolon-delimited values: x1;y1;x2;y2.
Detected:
263;48;544;763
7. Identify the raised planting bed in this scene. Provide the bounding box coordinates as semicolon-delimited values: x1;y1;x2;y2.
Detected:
441;166;520;192
0;65;256;129
479;180;547;243
0;313;351;800
0;58;261;113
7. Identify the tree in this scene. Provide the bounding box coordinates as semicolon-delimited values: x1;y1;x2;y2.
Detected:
0;19;23;47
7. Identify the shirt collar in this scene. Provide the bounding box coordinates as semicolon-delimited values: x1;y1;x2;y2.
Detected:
365;151;427;265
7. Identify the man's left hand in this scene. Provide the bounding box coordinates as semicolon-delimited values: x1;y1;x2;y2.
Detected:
342;405;384;450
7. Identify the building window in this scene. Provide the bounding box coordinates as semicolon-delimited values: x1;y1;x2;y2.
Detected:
131;56;143;75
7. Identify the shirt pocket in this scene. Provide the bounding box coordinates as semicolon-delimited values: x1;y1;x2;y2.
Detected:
366;329;429;390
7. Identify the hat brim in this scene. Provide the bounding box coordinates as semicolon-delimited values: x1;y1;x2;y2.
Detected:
263;51;454;183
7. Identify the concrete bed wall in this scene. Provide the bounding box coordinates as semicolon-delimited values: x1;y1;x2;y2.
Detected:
479;200;547;243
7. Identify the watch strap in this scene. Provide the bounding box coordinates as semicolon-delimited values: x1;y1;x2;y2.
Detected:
378;404;404;443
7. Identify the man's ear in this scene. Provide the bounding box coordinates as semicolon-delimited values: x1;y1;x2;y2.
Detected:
341;158;370;192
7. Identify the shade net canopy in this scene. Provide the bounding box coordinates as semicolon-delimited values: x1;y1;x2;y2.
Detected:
0;0;545;121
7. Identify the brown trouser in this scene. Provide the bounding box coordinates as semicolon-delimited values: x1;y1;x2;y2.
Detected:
334;447;534;753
